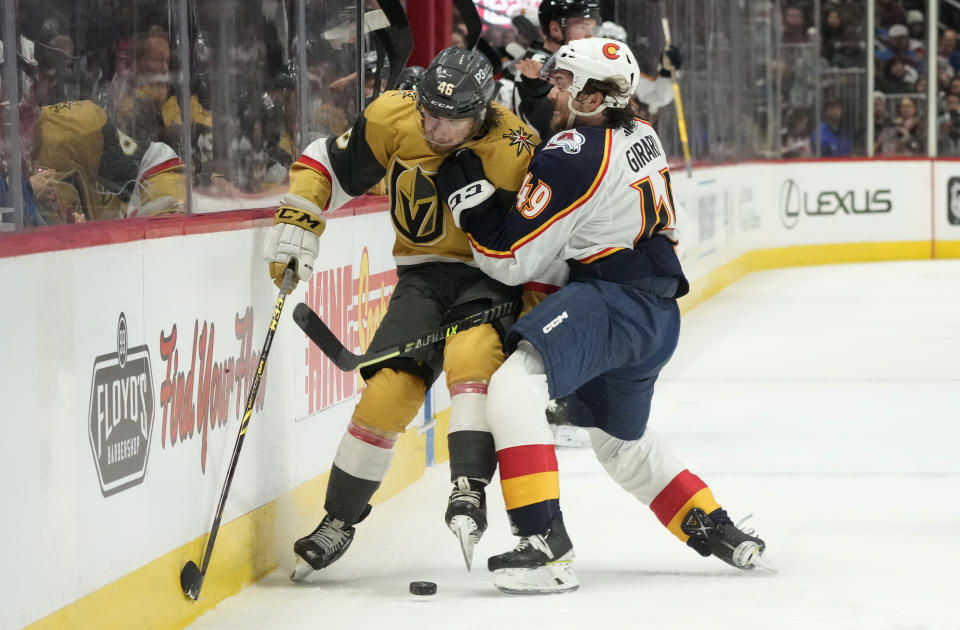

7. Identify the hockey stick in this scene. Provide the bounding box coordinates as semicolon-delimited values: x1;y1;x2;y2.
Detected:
660;15;693;178
293;299;521;372
180;261;297;601
452;0;483;50
370;0;413;91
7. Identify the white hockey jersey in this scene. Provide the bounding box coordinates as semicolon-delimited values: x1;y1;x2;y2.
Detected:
460;119;688;298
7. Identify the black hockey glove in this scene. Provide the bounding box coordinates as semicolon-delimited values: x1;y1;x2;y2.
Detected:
437;148;498;228
659;46;683;77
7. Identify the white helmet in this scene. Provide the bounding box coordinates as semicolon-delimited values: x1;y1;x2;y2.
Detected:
541;37;640;110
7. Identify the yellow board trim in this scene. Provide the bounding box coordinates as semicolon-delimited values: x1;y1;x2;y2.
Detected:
679;241;939;315
28;238;960;629
27;408;451;630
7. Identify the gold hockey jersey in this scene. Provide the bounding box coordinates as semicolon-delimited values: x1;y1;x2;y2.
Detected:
288;90;539;266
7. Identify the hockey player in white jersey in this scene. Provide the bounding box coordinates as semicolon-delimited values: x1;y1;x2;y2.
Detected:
438;37;766;594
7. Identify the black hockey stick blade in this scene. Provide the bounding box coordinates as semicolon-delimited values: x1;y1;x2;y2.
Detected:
293;299;521;373
373;0;413;90
180;560;203;601
452;0;483;50
292;302;362;370
476;37;503;75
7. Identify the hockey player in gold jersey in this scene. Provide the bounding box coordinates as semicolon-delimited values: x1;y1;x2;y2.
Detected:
261;47;540;577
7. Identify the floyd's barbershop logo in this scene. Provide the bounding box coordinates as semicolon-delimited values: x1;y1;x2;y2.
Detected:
778;179;892;229
88;313;155;497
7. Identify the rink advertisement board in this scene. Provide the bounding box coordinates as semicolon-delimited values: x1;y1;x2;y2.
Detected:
1;158;959;630
671;159;938;291
0;202;411;630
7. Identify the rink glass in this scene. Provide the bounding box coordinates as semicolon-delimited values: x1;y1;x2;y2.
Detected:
0;0;948;232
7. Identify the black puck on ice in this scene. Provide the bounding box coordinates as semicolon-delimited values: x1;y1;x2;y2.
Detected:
409;581;437;596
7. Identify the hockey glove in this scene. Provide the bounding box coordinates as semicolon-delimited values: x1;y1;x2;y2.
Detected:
659;46;683;77
437;148;497;228
262;193;325;292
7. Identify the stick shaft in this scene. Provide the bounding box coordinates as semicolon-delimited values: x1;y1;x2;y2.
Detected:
191;267;295;593
661;16;693;177
294;300;521;372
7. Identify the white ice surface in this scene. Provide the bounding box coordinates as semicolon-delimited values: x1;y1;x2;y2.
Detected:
190;261;960;630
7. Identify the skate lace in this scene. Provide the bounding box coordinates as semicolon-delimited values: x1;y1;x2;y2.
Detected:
514;534;552;559
308;519;348;552
450;477;482;509
734;513;756;536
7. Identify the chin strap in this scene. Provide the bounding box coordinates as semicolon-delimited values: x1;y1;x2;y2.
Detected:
565;93;609;128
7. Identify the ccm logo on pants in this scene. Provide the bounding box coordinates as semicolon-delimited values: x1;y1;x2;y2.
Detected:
542;311;569;334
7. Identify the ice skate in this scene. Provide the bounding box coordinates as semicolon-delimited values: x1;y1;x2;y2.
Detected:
445;477;487;570
488;513;579;594
681;507;767;570
290;505;371;582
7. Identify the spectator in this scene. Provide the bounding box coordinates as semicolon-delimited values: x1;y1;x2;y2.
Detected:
112;29;172;144
874;93;900;155
451;27;467;49
33;21;80;105
876;0;906;29
782;5;810;44
782;107;813;158
877;56;917;94
937;29;960;76
821;8;863;69
893;96;923;154
938;93;960;155
813;99;852;156
782;6;810;44
948;77;960;99
906;11;926;60
877;24;921;68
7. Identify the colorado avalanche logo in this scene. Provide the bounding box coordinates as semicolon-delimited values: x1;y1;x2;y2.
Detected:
502;127;537;156
544;130;586;154
602;42;621;59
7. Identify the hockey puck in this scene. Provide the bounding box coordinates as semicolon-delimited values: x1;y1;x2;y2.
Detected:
409;581;437;596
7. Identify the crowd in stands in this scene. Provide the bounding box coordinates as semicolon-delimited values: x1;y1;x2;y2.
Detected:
1;0;371;228
5;0;960;232
779;0;960;158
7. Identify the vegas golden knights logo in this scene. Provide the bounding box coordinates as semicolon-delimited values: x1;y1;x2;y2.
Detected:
389;160;443;244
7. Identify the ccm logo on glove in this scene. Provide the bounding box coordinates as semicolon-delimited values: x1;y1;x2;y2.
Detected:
448;180;495;213
275;206;326;237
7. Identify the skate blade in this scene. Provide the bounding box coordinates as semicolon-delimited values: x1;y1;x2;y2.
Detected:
492;560;580;595
448;515;478;571
290;558;316;582
749;551;778;574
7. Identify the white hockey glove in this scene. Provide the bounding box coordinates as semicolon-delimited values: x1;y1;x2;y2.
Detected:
262;193;325;292
437;148;496;228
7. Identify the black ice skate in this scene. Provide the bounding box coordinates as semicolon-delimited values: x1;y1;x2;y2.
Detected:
681;507;766;570
290;505;371;582
487;513;578;595
445;477;487;570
